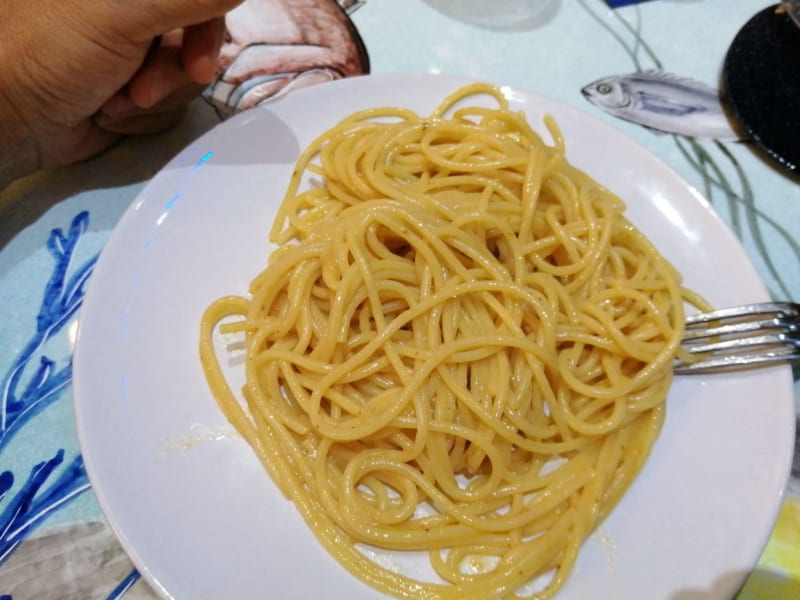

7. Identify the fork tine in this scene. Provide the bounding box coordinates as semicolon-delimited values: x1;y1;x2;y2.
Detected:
674;347;800;374
682;316;790;342
683;302;800;325
682;332;800;355
675;301;800;374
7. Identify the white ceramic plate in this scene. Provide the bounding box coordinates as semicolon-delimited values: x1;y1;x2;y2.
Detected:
73;73;794;600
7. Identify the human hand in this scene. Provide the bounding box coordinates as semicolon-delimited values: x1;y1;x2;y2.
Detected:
0;0;243;188
95;20;228;136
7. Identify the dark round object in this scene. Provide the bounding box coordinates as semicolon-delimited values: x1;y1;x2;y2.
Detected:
723;4;800;174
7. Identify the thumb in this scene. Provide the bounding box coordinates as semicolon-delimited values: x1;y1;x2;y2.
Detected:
92;0;245;44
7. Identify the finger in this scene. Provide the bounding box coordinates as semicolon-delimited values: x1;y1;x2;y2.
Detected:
182;17;227;84
97;71;203;128
100;79;204;119
93;106;188;136
126;43;194;109
99;93;138;118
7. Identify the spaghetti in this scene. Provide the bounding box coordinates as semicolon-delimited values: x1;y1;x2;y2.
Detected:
200;83;701;599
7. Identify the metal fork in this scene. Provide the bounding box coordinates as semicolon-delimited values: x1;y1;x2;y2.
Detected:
674;302;800;374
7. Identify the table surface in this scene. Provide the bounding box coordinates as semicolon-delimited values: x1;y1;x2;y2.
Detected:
0;1;798;598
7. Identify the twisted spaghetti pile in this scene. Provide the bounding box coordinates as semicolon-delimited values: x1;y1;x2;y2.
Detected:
200;84;696;599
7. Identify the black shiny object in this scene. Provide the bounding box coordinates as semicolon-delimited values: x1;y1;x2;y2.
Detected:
724;4;800;174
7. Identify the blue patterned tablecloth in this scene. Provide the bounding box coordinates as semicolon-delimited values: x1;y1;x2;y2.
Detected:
0;1;797;598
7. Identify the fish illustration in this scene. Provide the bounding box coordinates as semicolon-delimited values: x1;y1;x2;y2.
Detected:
0;521;157;599
204;0;370;115
581;70;745;141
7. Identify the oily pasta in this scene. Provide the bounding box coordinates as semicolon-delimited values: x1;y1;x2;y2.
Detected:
199;83;700;599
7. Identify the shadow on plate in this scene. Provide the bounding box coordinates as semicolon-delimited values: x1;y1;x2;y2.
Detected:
161;105;302;170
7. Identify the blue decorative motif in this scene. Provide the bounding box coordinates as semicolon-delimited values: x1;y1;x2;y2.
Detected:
0;451;89;563
0;211;140;597
1;212;95;448
106;569;142;599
